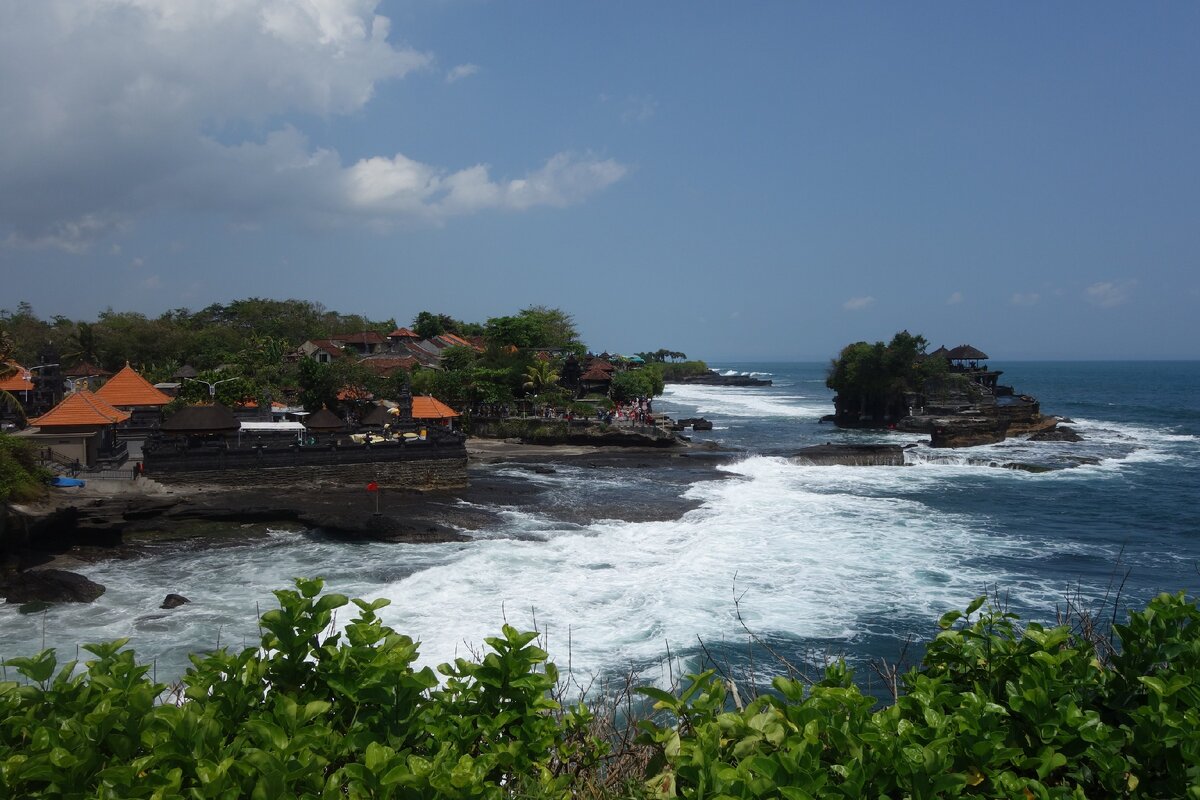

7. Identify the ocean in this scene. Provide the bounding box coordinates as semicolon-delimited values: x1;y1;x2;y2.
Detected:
3;361;1198;694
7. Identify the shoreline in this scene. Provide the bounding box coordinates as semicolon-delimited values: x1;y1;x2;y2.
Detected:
3;438;739;586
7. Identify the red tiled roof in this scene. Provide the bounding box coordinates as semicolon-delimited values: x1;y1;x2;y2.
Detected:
94;364;172;407
307;339;346;358
30;389;130;427
0;362;33;392
411;395;459;419
337;386;374;401
388;327;419;338
333;332;387;345
361;356;419;376
432;332;484;352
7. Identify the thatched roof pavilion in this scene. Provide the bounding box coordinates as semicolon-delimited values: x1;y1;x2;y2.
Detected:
160;403;239;435
304;407;347;431
174;365;199;380
947;345;989;361
359;403;391;427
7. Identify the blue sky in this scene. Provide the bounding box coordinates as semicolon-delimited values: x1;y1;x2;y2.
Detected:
1;2;1197;360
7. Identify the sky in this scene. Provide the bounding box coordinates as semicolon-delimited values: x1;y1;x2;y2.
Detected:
1;1;1198;361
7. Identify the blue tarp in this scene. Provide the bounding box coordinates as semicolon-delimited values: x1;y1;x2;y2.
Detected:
50;476;86;487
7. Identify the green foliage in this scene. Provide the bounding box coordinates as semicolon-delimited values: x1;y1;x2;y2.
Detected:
638;592;1200;799
2;589;1199;798
0;579;602;800
636;349;688;363
658;361;709;381
0;433;49;502
484;307;581;351
826;330;945;423
608;366;663;402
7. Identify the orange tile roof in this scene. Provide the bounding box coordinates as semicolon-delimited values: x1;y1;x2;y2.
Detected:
411;395;459;418
30;389;130;428
0;362;33;392
94;363;172;407
389;327;419;338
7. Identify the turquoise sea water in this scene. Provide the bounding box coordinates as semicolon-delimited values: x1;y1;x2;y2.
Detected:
1;361;1197;690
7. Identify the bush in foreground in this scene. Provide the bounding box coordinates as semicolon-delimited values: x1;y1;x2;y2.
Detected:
1;584;1198;798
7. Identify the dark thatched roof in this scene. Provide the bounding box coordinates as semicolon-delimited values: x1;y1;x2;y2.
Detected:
947;345;989;361
304;407;347;431
927;346;950;359
359;403;390;427
174;364;199;380
161;403;239;434
62;361;113;378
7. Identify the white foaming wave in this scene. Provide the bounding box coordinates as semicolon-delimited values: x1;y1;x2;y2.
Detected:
661;384;829;419
364;456;1058;678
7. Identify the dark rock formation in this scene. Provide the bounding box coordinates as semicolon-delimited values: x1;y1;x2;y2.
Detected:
670;373;772;387
3;569;106;604
1028;426;1083;442
790;444;907;467
161;593;191;609
691;419;713;431
929;417;1009;449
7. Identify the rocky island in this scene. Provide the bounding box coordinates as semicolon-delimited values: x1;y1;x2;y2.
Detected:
825;332;1068;449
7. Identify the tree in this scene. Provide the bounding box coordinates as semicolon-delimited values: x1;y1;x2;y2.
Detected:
412;311;458;339
826;330;943;425
522;362;560;397
0;329;28;422
63;322;101;366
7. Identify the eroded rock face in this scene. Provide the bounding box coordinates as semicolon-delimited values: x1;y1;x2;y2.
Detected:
3;569;106;604
929;417;1009;449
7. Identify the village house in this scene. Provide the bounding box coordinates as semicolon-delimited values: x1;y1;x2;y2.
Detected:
15;389;130;468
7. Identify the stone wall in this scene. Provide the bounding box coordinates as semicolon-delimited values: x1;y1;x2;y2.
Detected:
151;457;469;490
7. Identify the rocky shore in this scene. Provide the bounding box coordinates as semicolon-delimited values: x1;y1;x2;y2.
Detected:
668;372;772;387
1;439;732;604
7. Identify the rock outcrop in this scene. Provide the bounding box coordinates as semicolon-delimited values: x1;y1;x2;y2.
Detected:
790;444;907;467
2;569;106;604
669;373;772;387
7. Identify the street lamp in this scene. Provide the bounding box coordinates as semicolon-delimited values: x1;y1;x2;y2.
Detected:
22;363;60;381
185;376;239;400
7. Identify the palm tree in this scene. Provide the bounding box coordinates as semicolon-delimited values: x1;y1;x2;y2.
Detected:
63;322;101;367
522;361;560;396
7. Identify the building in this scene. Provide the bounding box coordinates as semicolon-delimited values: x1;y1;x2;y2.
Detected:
17;390;130;467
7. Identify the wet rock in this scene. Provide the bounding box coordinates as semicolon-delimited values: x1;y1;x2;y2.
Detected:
1028;426;1083;442
930;417;1008;448
161;593;191;609
691;418;714;431
3;569;106;604
791;444;906;467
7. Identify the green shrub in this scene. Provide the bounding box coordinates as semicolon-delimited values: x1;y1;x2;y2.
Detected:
3;586;1199;798
637;592;1200;798
0;432;48;503
0;578;603;799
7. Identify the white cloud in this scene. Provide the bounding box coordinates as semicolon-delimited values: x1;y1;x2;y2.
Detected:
843;296;875;311
1085;280;1136;308
1010;292;1040;307
446;63;479;83
946;291;963;305
140;274;161;289
130;257;144;269
0;1;625;250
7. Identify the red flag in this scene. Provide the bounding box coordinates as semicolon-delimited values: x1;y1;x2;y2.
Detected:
366;481;379;492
